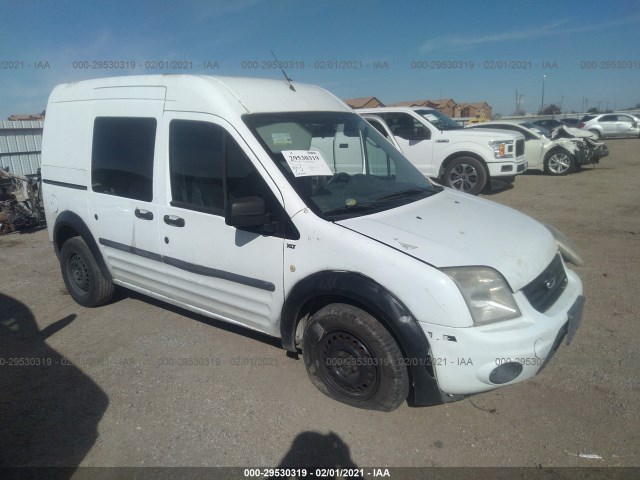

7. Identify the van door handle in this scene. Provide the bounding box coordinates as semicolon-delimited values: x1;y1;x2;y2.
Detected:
163;215;185;227
135;208;154;220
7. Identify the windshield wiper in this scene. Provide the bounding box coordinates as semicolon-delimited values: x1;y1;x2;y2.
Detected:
322;203;378;218
374;187;437;203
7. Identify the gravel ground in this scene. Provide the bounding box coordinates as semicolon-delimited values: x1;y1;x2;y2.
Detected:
1;139;638;471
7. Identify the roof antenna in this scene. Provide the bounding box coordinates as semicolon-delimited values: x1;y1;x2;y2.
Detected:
271;50;295;92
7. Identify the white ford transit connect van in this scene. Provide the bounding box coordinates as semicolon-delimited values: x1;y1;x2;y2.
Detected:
42;75;584;411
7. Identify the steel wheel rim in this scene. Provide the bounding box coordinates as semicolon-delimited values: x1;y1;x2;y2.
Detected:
318;330;379;400
68;253;90;295
549;153;571;173
448;164;478;192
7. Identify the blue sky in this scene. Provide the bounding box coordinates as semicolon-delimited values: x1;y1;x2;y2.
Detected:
1;0;639;118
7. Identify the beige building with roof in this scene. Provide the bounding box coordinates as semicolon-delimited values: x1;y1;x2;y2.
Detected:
389;99;458;117
346;96;492;120
343;96;385;109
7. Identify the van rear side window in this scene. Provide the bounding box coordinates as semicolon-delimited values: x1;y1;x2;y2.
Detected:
91;117;156;201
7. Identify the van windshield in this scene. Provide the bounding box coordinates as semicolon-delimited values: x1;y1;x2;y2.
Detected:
415;109;463;131
244;112;441;220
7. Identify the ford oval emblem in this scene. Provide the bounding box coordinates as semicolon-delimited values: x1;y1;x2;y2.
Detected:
544;276;557;289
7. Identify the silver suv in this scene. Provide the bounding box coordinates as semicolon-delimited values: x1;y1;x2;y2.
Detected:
579;113;640;139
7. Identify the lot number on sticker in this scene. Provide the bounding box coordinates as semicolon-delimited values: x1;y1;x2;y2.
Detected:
282;150;333;177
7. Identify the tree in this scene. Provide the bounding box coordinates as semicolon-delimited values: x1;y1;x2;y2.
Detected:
587;107;599;114
539;104;561;115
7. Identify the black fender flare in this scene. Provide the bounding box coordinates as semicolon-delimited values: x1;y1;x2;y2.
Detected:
280;270;445;405
53;210;113;283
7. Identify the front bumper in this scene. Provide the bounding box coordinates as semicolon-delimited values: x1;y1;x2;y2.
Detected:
418;266;583;396
486;156;527;179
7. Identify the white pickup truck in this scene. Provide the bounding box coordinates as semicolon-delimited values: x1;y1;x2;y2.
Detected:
358;107;527;195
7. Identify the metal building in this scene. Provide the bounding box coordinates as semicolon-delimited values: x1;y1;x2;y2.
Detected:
0;120;43;177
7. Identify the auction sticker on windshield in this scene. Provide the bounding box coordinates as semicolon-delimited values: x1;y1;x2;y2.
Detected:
282;150;333;177
271;132;293;146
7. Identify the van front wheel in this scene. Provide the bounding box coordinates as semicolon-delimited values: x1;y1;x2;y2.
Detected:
443;157;486;195
60;237;114;307
302;303;409;411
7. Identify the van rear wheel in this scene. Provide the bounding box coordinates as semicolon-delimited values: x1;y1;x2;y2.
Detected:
302;303;409;411
60;237;114;307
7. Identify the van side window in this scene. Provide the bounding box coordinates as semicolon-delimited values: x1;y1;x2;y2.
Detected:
91;117;156;201
169;120;277;218
169;120;225;213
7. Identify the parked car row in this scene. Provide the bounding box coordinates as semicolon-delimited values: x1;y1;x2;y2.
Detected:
535;114;640;139
355;107;610;193
467;120;609;176
533;118;579;130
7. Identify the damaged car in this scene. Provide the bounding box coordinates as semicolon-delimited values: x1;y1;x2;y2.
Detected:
545;124;609;165
467;120;601;176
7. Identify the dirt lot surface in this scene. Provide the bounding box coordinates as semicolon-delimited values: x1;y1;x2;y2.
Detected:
1;140;638;472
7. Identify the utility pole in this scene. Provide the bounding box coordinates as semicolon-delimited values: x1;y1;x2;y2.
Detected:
541;75;547;113
515;89;525;114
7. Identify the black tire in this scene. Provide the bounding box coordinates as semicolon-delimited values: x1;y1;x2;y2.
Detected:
544;150;574;176
60;237;114;307
442;157;487;195
302;303;409;411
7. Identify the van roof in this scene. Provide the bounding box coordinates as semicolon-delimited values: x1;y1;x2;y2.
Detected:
48;74;348;115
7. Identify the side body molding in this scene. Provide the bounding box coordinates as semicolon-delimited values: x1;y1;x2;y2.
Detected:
280;271;445;405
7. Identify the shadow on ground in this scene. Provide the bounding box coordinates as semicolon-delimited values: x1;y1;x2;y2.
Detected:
269;431;358;478
0;293;108;472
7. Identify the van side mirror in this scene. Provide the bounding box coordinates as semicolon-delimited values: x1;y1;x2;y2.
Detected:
225;196;272;228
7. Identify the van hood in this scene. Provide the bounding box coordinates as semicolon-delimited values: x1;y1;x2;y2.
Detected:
337;190;557;292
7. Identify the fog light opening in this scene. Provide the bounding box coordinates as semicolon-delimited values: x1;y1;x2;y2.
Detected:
489;362;523;384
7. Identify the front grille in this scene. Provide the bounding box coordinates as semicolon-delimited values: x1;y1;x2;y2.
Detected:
516;139;525;157
522;254;568;312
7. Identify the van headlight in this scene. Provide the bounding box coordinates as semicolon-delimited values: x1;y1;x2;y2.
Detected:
442;267;521;325
489;140;514;158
